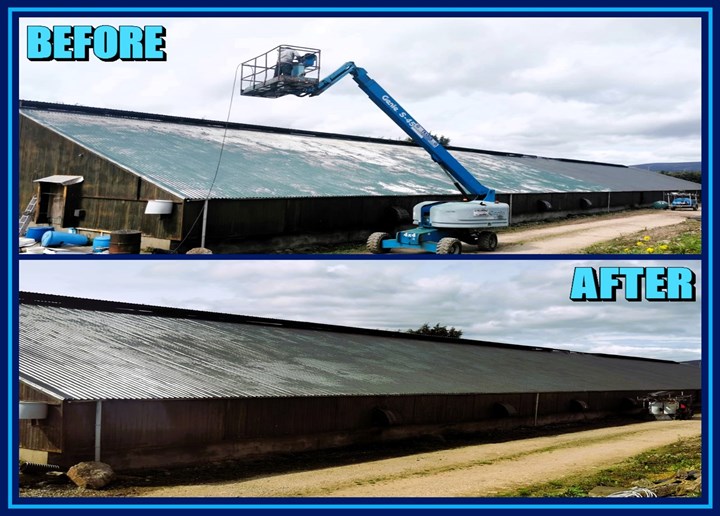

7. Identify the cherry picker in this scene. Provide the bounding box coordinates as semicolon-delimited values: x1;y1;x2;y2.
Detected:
241;46;509;254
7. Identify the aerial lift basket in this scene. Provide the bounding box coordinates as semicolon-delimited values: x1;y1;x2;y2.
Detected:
240;45;321;98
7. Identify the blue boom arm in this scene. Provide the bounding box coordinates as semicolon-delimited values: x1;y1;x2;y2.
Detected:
304;62;495;201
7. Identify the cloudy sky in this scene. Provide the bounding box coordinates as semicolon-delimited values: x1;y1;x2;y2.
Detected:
17;15;702;165
19;259;702;362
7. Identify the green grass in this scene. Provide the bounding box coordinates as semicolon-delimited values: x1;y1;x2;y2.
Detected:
582;219;701;255
497;436;701;498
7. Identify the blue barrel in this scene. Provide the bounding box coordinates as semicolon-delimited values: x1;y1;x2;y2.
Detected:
41;231;89;247
25;226;53;241
92;235;111;252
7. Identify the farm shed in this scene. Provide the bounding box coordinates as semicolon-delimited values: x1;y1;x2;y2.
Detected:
19;101;701;252
19;292;701;471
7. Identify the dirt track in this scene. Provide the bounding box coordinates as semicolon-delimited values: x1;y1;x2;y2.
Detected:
141;418;700;498
495;210;700;254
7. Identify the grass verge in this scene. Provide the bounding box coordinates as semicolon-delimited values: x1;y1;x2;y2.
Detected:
497;436;701;498
582;219;701;255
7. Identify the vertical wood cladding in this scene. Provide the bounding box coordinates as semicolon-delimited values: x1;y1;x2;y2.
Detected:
20;116;184;240
20;387;700;469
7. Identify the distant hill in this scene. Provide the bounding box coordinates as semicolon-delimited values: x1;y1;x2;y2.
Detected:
632;162;702;172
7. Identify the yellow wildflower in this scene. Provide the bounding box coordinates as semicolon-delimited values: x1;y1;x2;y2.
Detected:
643;235;651;241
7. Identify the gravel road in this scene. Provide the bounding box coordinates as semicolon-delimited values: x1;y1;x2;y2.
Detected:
496;210;700;254
141;418;700;498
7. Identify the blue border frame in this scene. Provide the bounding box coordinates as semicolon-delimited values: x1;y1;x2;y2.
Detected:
6;5;714;512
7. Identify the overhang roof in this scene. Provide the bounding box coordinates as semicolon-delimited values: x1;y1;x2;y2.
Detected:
33;175;84;185
20;102;700;200
19;292;700;401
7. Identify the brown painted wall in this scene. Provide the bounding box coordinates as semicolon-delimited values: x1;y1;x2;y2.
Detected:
22;388;700;470
178;190;683;250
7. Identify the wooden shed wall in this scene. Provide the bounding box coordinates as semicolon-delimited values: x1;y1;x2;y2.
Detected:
18;383;63;454
19;116;184;239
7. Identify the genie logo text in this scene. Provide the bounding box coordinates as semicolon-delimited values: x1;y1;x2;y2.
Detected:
27;25;167;62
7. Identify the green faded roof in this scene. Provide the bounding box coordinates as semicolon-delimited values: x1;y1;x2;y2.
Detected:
21;104;700;200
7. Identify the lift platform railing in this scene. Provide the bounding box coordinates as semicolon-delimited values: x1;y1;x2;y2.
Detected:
240;45;321;98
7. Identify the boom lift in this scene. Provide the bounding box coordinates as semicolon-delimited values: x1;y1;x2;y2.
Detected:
241;46;510;254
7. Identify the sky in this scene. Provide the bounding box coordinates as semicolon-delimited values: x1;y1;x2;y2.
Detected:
17;16;702;165
19;259;702;362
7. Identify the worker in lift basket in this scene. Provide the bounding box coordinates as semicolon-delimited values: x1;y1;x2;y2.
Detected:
275;47;300;77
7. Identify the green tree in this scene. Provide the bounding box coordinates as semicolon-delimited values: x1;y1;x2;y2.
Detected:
660;171;701;184
405;134;451;146
407;323;463;338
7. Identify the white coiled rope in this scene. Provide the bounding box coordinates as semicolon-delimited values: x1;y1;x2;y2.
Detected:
607;487;658;498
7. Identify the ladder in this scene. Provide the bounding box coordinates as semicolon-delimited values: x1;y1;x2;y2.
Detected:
19;195;38;236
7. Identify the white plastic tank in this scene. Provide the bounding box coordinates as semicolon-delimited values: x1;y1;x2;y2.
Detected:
649;401;665;415
19;401;48;419
145;200;173;215
663;401;679;416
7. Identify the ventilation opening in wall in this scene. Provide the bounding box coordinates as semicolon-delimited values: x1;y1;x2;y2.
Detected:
492;402;518;418
569;399;589;412
620;397;639;411
371;407;402;427
537;199;553;212
579;198;593;209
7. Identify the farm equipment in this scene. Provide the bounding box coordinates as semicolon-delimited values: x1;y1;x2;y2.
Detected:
637;391;694;420
666;192;699;211
241;46;509;254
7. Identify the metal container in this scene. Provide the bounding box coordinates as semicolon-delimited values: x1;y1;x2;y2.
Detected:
110;230;142;254
19;401;48;420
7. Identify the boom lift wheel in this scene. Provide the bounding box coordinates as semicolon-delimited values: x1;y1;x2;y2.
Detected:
367;232;391;254
476;231;498;252
436;237;462;255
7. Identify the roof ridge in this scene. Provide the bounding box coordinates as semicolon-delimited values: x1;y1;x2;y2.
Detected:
19;291;676;364
18;99;626;167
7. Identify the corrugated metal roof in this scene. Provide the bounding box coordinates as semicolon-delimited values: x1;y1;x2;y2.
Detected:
20;103;700;200
19;295;700;401
33;175;84;185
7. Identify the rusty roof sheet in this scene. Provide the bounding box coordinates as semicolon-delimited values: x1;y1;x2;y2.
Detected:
19;294;700;401
20;103;700;200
